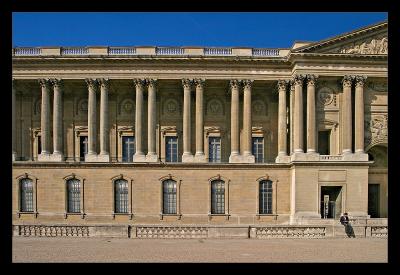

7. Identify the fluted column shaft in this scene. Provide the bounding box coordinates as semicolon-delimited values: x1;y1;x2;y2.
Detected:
306;75;317;153
99;79;109;155
134;79;145;156
182;79;192;156
355;76;366;153
230;80;240;156
39;79;51;155
289;82;295;154
52;79;63;155
12;80;17;160
293;75;304;153
277;80;287;156
242;80;254;156
147;79;157;156
342;76;353;154
194;79;205;156
86;79;97;155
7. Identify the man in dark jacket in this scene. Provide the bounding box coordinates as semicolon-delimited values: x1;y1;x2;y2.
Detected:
340;212;349;225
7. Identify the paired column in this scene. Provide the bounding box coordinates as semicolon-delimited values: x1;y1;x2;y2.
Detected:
293;75;304;153
194;79;206;162
38;79;51;157
51;79;64;160
229;80;240;161
146;79;158;162
242;80;255;162
341;75;353;154
355;76;367;154
12;79;17;161
133;79;146;162
277;80;288;156
98;78;110;161
306;75;318;154
182;79;194;162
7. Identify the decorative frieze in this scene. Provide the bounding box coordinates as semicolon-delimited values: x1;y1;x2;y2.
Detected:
339;36;387;54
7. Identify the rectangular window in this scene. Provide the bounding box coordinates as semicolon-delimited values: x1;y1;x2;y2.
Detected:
252;137;264;163
259;180;273;214
37;136;42;155
166;136;178;162
211;180;225;214
318;130;330;155
163;180;177;214
209;137;221;163
115;179;129;213
67;179;81;213
122;136;135;162
80;136;88;161
20;178;34;212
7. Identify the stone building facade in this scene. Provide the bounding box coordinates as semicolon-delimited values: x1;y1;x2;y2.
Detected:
12;21;388;238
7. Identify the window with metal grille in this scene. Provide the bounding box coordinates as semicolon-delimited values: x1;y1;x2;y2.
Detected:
67;179;81;213
211;180;225;214
122;136;135;162
259;180;273;214
252;137;264;163
20;178;33;212
163;179;177;214
80;136;88;161
166;136;178;162
114;179;128;213
209;137;221;163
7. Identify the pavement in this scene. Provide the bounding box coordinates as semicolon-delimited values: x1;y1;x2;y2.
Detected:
12;237;387;263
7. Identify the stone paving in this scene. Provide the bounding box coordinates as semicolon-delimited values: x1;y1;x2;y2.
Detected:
12;237;387;263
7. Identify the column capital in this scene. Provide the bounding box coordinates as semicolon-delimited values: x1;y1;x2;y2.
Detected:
98;78;110;89
242;79;254;89
229;79;240;90
146;78;158;89
133;78;146;88
182;78;193;89
292;74;305;86
354;75;367;88
289;79;295;92
38;78;51;88
306;74;318;86
277;79;288;91
342;75;354;87
85;78;98;90
193;78;205;89
51;78;64;89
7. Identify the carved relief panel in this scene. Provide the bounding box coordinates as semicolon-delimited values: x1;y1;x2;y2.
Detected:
162;95;181;119
205;96;225;118
336;35;387;54
317;85;338;110
119;98;135;118
365;114;388;149
252;99;268;118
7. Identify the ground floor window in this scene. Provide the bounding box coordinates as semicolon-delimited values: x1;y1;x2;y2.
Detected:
259;180;272;214
211;180;225;214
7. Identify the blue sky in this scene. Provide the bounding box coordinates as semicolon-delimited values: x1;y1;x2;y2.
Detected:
12;12;387;48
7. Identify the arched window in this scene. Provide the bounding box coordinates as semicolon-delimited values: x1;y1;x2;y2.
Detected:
163;179;177;214
259;180;273;214
20;178;33;212
115;179;128;213
211;180;225;214
67;178;81;213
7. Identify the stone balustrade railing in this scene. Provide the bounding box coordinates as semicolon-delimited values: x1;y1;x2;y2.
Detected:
12;46;286;57
319;155;343;161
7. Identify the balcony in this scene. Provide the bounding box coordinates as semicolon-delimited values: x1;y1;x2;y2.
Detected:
156;47;184;55
204;48;232;56
61;47;89;55
108;47;136;55
14;47;42;56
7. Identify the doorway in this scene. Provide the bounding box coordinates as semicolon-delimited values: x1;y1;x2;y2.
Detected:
368;184;380;218
320;186;342;219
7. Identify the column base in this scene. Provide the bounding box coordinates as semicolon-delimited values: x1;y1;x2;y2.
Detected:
85;153;110;162
47;153;64;162
229;154;255;163
275;154;291;163
182;153;194;163
133;154;147;162
342;153;368;161
194;153;207;163
146;153;159;162
37;153;52;162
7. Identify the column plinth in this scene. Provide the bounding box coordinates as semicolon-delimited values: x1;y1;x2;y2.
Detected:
146;79;158;162
133;79;146;162
38;79;51;161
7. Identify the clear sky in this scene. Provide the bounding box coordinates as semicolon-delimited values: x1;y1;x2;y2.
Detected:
12;12;387;48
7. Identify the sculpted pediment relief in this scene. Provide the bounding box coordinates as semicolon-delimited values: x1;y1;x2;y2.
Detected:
294;21;387;55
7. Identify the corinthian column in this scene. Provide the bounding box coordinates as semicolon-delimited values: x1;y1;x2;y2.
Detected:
342;75;353;154
51;79;64;161
306;74;318;154
277;80;288;156
289;80;295;155
242;79;255;163
355;76;367;153
85;78;98;161
194;79;206;162
12;79;17;161
146;79;158;162
98;78;110;162
133;79;146;162
182;79;194;162
293;75;304;153
229;80;240;163
38;78;51;161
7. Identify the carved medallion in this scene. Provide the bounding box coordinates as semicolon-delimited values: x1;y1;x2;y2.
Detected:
164;99;179;115
318;88;334;107
206;98;223;116
120;99;135;115
252;100;266;116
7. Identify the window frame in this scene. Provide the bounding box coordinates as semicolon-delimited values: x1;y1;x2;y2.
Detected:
205;126;223;163
162;179;178;215
256;175;278;219
259;179;273;214
111;175;134;219
117;126;135;162
208;175;230;220
15;174;38;218
252;136;264;163
165;136;179;163
63;174;85;219
160;126;179;163
208;136;222;163
74;126;88;162
159;174;182;220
